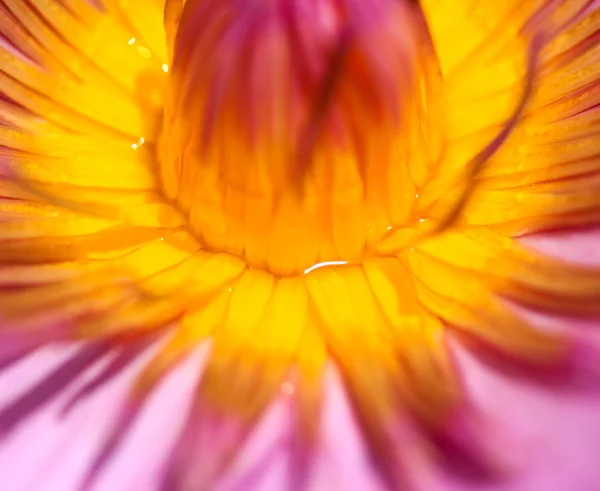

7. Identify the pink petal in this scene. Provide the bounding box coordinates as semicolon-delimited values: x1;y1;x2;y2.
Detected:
2;229;600;490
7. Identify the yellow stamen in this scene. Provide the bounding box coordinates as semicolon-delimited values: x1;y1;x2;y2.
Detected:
159;0;440;276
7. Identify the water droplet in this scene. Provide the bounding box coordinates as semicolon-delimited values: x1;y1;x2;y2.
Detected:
304;261;348;274
131;137;145;150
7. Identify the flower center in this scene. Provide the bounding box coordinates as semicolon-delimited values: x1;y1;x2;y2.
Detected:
158;0;441;276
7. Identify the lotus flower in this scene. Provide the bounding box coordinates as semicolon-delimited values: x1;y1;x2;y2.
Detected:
1;0;600;490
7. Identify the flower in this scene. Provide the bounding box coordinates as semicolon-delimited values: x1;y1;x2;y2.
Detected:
0;0;599;490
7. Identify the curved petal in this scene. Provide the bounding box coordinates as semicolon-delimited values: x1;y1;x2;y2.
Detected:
0;2;600;491
419;0;600;233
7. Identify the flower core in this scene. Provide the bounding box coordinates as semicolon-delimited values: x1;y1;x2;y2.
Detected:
159;0;441;276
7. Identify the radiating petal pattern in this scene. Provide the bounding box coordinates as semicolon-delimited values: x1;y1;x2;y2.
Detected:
0;0;599;490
